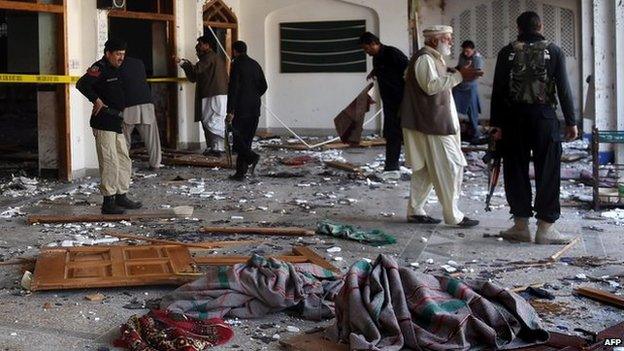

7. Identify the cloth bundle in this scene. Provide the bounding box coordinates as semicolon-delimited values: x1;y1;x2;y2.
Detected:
316;220;397;246
160;255;343;321
327;255;549;351
114;310;233;351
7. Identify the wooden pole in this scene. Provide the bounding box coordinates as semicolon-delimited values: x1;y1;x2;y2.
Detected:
199;226;315;237
105;232;262;250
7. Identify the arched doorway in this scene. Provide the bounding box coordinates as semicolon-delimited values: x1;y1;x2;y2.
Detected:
202;0;238;65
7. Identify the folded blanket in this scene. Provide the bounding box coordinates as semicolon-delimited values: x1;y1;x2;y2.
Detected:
114;310;233;351
316;220;397;246
160;255;343;321
327;255;549;351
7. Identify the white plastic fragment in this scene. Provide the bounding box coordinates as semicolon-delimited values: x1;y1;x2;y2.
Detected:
326;246;342;253
441;265;457;273
420;237;428;243
575;273;587;280
425;259;434;264
286;326;300;333
333;257;343;262
20;271;32;290
409;262;420;268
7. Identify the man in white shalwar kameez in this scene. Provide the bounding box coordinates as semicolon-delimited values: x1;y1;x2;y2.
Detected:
399;25;483;227
178;35;229;157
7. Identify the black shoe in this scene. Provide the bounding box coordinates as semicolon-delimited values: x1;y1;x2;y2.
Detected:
228;173;245;181
457;217;479;227
407;215;442;224
249;153;260;175
102;195;125;215
115;193;142;209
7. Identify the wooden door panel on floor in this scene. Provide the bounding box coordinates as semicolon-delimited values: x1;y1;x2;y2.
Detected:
30;245;197;291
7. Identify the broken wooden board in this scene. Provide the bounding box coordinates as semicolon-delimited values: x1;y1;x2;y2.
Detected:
30;245;198;291
106;232;262;250
280;332;347;351
324;161;362;173
510;322;624;350
27;206;194;224
548;236;581;262
574;286;624;309
263;139;386;151
199;226;315;237
193;246;339;273
136;154;235;169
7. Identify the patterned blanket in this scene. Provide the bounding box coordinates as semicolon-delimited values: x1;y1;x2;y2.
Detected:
327;255;549;351
114;310;233;351
160;255;343;321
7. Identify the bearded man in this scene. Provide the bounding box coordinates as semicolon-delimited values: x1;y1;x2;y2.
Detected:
400;25;482;227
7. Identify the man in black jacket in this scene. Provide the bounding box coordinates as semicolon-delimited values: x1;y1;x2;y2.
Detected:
120;56;162;170
490;12;578;244
360;32;408;180
76;39;142;215
226;41;268;181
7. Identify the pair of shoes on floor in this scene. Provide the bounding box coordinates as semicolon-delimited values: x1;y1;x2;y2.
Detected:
500;217;572;244
101;194;142;215
408;215;441;224
407;215;479;227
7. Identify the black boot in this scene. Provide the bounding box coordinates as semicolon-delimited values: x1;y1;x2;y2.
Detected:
229;158;248;181
102;196;125;215
115;193;142;209
249;153;260;175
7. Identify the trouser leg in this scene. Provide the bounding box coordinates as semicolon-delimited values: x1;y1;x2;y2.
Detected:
407;168;434;217
429;157;465;225
233;117;259;163
136;122;162;168
468;107;481;139
115;133;132;195
94;130;120;197
122;123;135;151
382;102;402;171
502;118;533;218
532;115;562;223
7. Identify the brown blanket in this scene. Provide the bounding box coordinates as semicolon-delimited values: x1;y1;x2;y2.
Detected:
334;83;375;144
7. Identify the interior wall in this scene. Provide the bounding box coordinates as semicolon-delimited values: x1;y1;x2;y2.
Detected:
264;0;379;132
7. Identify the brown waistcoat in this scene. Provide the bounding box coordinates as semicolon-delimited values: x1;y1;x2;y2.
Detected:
400;46;457;135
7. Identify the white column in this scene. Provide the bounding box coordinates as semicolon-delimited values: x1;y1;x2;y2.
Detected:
593;0;617;163
580;0;594;136
615;0;624;162
175;0;203;149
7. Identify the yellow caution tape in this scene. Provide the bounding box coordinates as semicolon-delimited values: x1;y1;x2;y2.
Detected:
0;74;78;84
0;74;186;84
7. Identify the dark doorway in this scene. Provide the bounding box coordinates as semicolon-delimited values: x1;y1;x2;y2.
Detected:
0;10;61;180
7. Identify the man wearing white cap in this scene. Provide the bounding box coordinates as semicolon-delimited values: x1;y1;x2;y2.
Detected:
400;25;483;227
